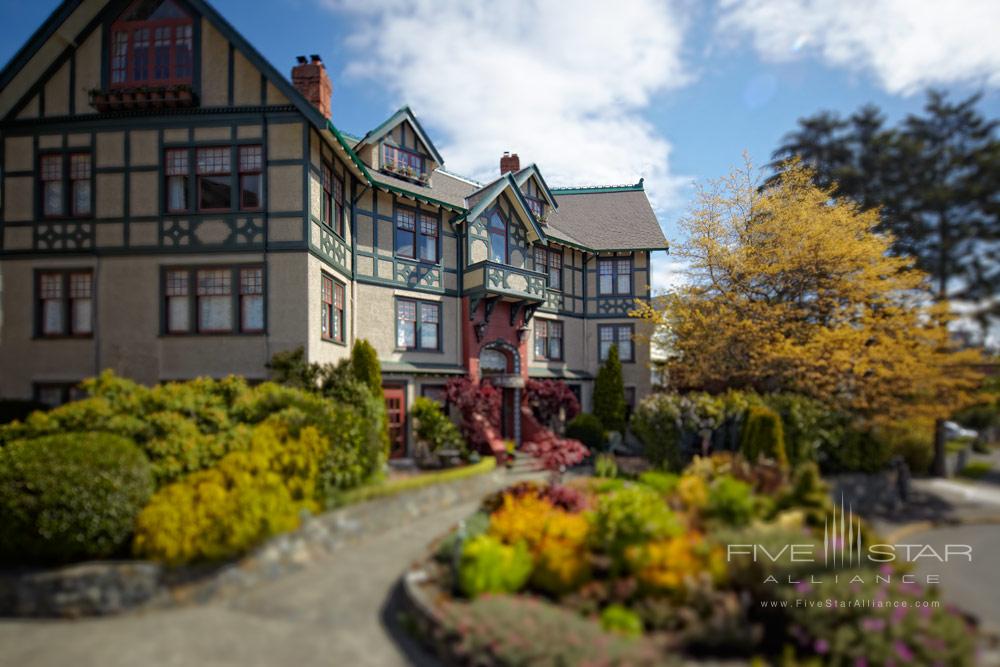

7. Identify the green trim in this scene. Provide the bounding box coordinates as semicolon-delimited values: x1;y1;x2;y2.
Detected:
353;106;444;166
380;361;467;375
551;179;645;195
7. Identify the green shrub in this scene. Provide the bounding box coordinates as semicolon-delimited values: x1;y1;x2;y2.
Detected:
565;413;605;451
457;534;533;597
600;604;645;637
0;432;153;563
594;453;618;479
631;395;683;470
411;397;464;454
350;339;383;401
761;394;844;466
638;471;680;495
740;406;787;466
870;419;934;475
705;476;755;526
958;461;992;479
591;485;683;568
593;344;626;434
133;420;326;565
631;392;731;470
819;423;891;473
771;462;832;526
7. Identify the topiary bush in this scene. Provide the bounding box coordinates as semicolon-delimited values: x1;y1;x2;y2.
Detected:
565;413;605;452
350;338;383;401
739;405;787;466
133;420;325;565
457;534;533;598
0;432;153;564
600;603;645;637
593;344;626;434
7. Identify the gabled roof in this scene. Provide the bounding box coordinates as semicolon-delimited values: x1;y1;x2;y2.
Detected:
512;164;558;210
354;106;444;165
463;173;547;245
546;181;669;252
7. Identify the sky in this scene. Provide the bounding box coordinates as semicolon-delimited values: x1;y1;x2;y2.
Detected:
1;0;998;293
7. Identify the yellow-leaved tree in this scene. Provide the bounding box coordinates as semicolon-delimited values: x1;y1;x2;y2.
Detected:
632;158;982;424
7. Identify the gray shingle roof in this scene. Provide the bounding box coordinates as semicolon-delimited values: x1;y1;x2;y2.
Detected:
546;188;668;251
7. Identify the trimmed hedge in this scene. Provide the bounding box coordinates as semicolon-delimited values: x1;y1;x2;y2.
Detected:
740;405;787;466
565;413;605;452
0;432;153;563
329;457;496;508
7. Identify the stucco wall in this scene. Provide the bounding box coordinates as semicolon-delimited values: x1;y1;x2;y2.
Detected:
354;283;461;366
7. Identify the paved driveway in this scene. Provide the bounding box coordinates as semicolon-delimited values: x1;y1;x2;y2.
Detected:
0;500;481;667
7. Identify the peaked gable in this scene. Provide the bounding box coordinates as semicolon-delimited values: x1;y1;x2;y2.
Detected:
355;106;444;166
512;164;558;210
465;172;546;245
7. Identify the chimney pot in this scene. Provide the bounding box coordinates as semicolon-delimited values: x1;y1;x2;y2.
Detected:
500;152;520;174
292;55;333;120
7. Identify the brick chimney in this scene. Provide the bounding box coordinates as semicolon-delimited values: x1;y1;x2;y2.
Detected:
500;151;520;174
292;54;332;120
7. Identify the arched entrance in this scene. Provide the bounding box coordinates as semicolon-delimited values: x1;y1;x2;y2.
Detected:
478;340;524;444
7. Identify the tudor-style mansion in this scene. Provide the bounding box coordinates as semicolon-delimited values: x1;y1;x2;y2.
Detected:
0;0;668;456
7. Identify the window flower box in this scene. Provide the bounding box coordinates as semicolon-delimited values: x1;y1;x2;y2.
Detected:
89;85;197;113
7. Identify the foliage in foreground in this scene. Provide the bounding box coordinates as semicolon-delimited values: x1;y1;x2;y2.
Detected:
0;432;153;563
631;160;982;423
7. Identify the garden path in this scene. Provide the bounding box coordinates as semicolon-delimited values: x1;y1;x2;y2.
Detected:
0;498;485;666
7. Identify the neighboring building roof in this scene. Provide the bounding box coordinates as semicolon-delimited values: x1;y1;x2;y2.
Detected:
546;181;669;252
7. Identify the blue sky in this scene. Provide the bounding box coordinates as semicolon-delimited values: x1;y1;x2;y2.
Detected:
2;0;998;291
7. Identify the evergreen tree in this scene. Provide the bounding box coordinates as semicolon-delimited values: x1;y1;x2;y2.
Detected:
350;339;383;401
593;344;626;434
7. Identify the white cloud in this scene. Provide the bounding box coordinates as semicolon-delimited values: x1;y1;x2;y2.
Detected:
718;0;1000;95
322;0;692;213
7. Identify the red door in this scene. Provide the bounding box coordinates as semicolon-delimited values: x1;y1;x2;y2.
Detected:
384;385;407;459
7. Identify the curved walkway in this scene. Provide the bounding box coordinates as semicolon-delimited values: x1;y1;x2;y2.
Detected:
0;496;485;667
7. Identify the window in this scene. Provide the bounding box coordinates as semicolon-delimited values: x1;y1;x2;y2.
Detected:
522;178;545;219
418;213;439;263
40;155;63;217
396;298;440;351
534;319;563;361
525;195;544;218
40;153;92;219
240;268;264;332
37;270;92;337
165;148;188;212
320;163;345;236
163;266;265;334
382;144;425;178
534;247;562;290
34;383;86;408
196;147;231;210
598;257;633;295
110;0;193;88
599;324;634;362
321;273;345;343
487;209;507;264
395;207;416;259
421;384;448;406
238;146;262;210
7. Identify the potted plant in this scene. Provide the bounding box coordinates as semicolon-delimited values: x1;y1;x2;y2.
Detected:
132;87;149;108
89;88;110;112
419;172;429;183
148;87;163;106
384;162;396;173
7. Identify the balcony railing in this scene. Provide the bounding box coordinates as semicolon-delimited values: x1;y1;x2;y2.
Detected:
464;260;546;301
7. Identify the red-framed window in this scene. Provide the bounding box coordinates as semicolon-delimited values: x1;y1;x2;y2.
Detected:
37;270;92;337
598;257;633;296
239;267;264;332
238;145;262;210
165;148;189;212
487;208;507;264
40;153;92;219
164;265;265;335
110;0;193;88
321;163;344;236
395;298;440;351
534;247;562;290
395;207;416;259
599;324;634;362
321;273;345;343
382;144;425;178
534;319;563;361
196;146;231;211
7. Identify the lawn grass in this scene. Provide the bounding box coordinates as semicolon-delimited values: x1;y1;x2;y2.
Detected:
957;461;993;480
328;457;497;508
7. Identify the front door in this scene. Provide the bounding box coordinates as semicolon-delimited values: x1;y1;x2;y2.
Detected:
383;385;406;459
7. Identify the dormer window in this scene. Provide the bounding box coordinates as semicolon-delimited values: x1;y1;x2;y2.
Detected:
524;195;544;218
487;209;507;264
383;144;426;180
522;178;546;220
110;0;193;88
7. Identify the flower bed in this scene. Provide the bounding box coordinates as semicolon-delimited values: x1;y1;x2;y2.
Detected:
408;453;980;665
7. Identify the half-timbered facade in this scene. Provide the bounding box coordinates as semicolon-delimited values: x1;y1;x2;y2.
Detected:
0;0;668;455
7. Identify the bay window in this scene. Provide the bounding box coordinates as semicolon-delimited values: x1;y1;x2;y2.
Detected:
37;270;92;337
534;247;562;289
396;298;440;351
599;324;634;362
598;257;632;296
163;265;264;335
321;273;345;343
110;0;193;88
534;320;563;360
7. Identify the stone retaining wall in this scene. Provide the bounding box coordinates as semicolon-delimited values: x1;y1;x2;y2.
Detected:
0;465;522;618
